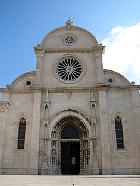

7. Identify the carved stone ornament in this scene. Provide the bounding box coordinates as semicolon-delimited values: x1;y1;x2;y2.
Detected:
63;33;77;46
66;91;72;100
0;101;10;113
94;44;105;55
34;44;45;55
91;117;96;125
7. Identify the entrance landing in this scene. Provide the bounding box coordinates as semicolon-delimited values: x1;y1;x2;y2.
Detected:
0;175;140;186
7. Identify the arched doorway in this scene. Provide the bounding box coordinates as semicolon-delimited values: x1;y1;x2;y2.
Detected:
51;115;89;175
61;124;80;174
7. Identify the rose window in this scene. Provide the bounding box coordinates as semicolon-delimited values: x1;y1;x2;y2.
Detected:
56;57;83;82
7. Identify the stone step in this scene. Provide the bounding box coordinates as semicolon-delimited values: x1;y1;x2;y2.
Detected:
0;175;140;186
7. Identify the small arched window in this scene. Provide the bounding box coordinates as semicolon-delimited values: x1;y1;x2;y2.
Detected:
115;116;124;149
17;118;26;149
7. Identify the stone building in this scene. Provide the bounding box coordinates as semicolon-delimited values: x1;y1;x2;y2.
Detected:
0;20;140;175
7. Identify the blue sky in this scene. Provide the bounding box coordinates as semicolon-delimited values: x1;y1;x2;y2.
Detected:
0;0;140;87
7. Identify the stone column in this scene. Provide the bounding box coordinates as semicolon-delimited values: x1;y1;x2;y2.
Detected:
98;90;112;174
29;92;41;174
94;45;105;84
34;44;45;86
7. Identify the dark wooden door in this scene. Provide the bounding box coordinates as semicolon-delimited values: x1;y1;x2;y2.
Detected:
61;142;80;175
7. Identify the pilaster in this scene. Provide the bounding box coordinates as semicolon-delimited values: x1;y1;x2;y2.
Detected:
94;44;105;84
34;44;45;86
98;90;112;174
0;102;10;173
29;91;41;174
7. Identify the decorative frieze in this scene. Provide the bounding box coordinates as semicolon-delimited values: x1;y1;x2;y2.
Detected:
43;45;104;54
33;44;105;54
1;85;140;95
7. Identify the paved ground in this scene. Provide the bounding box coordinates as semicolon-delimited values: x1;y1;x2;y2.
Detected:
0;175;140;186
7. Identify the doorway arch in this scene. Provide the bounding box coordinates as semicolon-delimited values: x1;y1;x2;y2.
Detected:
51;115;89;174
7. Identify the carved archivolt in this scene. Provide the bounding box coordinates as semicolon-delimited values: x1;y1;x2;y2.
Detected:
49;107;91;125
0;101;10;113
51;115;89;139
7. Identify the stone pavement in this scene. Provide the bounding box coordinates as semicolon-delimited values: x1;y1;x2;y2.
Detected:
0;175;140;186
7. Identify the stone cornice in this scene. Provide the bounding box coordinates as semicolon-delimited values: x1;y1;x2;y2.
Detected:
0;85;140;94
46;48;93;53
34;44;105;54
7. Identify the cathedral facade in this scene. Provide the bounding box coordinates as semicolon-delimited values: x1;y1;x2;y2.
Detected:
0;20;140;175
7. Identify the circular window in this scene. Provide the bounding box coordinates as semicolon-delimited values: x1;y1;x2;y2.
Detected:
107;77;116;84
56;57;84;82
108;78;113;83
26;80;32;86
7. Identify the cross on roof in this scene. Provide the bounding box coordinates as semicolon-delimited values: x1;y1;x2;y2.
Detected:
65;19;73;30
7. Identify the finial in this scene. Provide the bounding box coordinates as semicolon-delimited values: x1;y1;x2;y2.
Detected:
65;16;73;31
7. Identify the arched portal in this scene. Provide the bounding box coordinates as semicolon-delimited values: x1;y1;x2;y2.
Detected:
51;116;89;175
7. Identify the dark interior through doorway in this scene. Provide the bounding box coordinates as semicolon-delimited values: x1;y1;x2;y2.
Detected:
61;142;80;175
61;123;80;174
